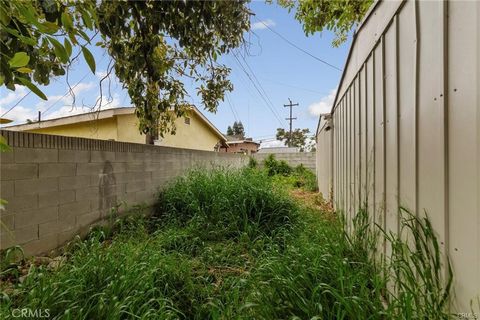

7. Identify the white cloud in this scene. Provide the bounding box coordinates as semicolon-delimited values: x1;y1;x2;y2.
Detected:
96;70;108;79
44;93;129;120
73;82;96;95
36;81;96;112
0;87;28;106
1;81;130;125
251;19;276;30
3;105;37;124
308;88;337;117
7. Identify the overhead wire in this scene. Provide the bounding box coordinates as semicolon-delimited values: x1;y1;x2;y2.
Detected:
231;51;286;128
253;16;342;72
225;93;239;122
237;50;285;123
42;54;108;117
1;91;32;118
41;72;92;116
258;76;327;95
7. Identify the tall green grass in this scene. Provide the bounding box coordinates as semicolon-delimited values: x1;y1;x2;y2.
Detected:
154;168;298;240
262;154;318;192
0;168;453;319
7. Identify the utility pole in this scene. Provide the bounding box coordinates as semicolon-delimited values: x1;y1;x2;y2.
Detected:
283;98;298;147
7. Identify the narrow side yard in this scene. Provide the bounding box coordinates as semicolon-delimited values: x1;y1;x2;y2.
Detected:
0;157;451;319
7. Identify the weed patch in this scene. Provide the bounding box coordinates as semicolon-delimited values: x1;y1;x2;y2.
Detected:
0;168;453;319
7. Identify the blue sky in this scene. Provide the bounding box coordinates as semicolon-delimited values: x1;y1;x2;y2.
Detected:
0;1;351;147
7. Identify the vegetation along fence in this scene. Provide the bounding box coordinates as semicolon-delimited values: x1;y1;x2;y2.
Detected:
316;0;479;312
0;130;247;256
253;152;316;173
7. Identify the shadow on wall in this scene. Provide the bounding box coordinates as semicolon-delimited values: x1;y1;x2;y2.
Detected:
98;160;117;217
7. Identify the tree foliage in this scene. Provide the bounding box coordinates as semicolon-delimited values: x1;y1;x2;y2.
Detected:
0;0;97;98
226;125;234;136
1;0;251;136
232;121;245;137
277;0;373;47
226;121;245;137
98;1;250;135
276;127;312;152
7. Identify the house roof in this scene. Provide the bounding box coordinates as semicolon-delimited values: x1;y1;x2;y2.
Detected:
227;140;260;146
224;135;260;146
4;106;227;143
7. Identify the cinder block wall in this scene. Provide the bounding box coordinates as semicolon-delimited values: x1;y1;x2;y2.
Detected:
0;130;247;255
253;152;316;173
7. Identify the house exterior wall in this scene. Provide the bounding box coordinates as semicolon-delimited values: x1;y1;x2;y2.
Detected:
220;142;259;155
14;112;223;151
316;0;479;311
116;114;146;144
0;130;247;256
154;112;222;151
28;117;120;141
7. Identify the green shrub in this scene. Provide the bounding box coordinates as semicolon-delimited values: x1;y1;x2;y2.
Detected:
247;156;257;169
264;154;292;176
268;163;318;192
154;168;298;241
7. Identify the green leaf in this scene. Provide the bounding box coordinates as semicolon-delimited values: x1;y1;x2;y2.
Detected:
16;67;33;73
61;12;73;30
68;33;78;45
0;75;4;86
17;77;47;100
3;27;36;46
0;6;10;25
48;37;68;63
42;21;59;34
82;47;96;73
77;29;90;43
81;9;93;29
64;38;72;58
9;52;30;68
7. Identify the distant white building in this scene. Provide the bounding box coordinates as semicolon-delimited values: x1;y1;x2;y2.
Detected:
257;147;299;154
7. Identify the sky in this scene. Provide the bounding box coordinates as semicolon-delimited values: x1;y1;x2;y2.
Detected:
0;1;351;148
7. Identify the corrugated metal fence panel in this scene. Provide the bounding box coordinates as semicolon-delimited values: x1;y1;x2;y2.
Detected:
447;0;480;311
316;117;332;199
316;0;479;311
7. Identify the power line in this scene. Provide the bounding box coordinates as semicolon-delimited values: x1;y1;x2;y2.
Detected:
254;16;342;72
43;54;108;117
41;72;92;116
237;51;284;122
284;98;299;147
231;51;286;128
258;76;327;95
231;53;284;127
225;93;239;122
1;91;32;118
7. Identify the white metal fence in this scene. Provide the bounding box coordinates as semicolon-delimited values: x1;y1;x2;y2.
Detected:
316;0;479;311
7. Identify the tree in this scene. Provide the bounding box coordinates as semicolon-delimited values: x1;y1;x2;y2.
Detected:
1;0;251;136
229;121;245;137
235;121;245;137
277;0;373;47
0;0;98;99
276;128;311;152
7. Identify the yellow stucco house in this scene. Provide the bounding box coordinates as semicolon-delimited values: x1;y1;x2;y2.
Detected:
4;107;227;151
